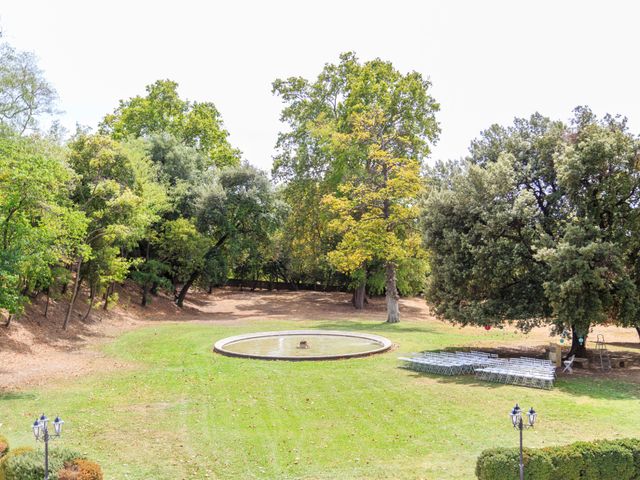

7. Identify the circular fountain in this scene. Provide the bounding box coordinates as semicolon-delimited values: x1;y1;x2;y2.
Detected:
213;330;392;360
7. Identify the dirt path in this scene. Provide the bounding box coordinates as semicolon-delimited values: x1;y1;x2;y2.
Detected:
2;286;640;390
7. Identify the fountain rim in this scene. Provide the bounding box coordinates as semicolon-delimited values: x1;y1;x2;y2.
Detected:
213;329;393;361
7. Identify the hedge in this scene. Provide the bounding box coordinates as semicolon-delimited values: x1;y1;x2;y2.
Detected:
476;438;640;480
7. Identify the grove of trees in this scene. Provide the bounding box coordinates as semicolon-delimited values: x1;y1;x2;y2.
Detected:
2;35;640;343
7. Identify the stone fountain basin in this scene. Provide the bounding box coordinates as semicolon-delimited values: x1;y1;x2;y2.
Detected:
213;330;393;361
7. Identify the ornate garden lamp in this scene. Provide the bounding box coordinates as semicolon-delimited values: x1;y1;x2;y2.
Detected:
509;404;536;480
32;413;64;480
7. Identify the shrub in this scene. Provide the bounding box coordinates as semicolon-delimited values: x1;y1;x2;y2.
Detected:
58;459;103;480
476;438;640;480
0;447;79;480
476;447;552;480
615;439;640;480
581;441;634;480
0;447;34;480
0;436;9;459
546;444;583;480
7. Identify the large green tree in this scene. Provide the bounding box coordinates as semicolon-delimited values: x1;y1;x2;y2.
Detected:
273;52;439;321
100;80;240;168
423;108;640;355
168;164;280;307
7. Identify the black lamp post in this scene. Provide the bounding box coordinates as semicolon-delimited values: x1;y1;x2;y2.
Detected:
32;413;64;480
509;404;537;480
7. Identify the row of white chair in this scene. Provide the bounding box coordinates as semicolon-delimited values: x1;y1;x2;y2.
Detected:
398;352;556;389
474;358;555;389
398;351;502;376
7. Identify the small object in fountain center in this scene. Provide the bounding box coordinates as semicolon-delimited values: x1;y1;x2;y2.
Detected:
298;340;310;349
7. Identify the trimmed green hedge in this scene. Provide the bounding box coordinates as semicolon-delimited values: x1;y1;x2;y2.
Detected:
476;438;640;480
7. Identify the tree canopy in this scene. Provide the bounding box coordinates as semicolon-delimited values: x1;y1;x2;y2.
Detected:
100;79;241;168
423;108;640;355
273;52;439;321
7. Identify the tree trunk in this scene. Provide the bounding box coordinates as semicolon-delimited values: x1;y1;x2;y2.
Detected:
141;282;149;307
103;282;114;311
82;294;95;322
385;262;400;323
566;325;588;358
44;287;51;318
176;271;198;308
61;262;74;295
4;314;12;327
63;256;82;330
352;282;367;310
636;326;640;341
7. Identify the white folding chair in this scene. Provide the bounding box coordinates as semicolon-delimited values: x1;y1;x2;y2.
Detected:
563;354;576;374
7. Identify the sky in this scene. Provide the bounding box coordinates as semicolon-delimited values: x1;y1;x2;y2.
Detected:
2;0;639;171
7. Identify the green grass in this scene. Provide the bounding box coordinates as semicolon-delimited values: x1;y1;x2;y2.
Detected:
2;318;640;479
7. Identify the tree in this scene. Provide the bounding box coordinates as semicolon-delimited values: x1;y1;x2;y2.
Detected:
157;218;208;305
100;80;240;168
272;53;363;294
170;164;278;306
321;109;431;322
65;134;167;327
130;259;171;306
274;52;439;321
0;133;87;323
0;42;57;134
423;108;640;356
145;133;211;219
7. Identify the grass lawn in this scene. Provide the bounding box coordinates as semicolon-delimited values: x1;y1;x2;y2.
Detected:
2;318;640;479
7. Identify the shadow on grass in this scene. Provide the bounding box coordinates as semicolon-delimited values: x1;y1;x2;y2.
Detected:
400;366;640;400
403;369;505;390
553;378;640;400
0;391;37;401
311;320;443;335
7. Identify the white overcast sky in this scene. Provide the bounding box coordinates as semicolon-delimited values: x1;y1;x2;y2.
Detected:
2;0;639;171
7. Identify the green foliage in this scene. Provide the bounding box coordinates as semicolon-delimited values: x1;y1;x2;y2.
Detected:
476;439;639;480
130;259;172;304
181;163;282;297
424;108;640;341
0;133;87;315
476;447;553;480
100;79;240;167
66;134;167;314
157;218;208;284
0;448;80;480
273;52;439;305
0;446;33;480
